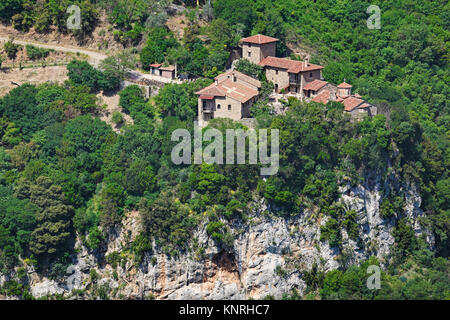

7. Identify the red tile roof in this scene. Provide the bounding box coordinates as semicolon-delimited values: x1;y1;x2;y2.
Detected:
312;90;330;104
199;95;214;100
160;65;175;71
259;56;323;73
196;78;258;103
303;80;328;92
342;96;364;111
195;83;226;97
338;82;352;89
214;70;261;88
240;34;279;44
150;63;162;68
217;78;258;103
359;103;371;109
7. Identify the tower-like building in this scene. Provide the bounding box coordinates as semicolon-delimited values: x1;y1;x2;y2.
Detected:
240;34;279;65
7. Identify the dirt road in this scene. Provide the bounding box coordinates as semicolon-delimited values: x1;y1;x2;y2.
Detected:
0;37;184;85
0;36;107;66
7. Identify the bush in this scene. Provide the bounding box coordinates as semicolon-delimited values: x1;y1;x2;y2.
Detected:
206;221;234;248
380;196;404;219
86;227;104;250
132;233;152;264
320;218;341;248
26;45;51;60
111;111;124;125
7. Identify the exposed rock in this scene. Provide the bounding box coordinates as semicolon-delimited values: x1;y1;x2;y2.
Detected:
1;176;432;299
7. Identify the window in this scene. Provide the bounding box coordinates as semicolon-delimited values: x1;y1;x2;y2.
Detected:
217;104;221;109
228;105;231;110
309;72;313;77
248;51;251;57
275;70;278;75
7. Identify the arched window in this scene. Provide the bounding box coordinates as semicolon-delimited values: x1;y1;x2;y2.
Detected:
217;104;221;109
228;105;231;110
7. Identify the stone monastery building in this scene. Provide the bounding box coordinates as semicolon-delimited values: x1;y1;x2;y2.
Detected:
196;34;376;126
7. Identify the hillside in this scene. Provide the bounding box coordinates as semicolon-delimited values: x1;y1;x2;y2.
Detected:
0;0;448;300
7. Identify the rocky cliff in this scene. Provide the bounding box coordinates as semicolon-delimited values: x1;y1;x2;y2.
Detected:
1;174;434;300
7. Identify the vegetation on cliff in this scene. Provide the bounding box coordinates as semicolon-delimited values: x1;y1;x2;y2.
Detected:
0;0;448;299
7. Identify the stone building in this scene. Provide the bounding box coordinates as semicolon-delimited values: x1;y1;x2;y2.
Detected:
149;63;176;79
195;70;261;127
240;34;324;93
196;34;375;124
259;56;324;93
240;34;278;65
311;81;377;120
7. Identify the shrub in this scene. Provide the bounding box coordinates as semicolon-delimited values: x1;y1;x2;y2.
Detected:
111;111;124;125
26;45;51;60
320;218;342;248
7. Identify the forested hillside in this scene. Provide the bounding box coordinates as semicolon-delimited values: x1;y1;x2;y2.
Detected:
0;0;448;299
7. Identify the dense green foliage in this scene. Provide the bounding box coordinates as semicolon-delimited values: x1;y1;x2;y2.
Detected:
67;60;122;93
0;0;448;300
4;0;98;35
25;45;51;61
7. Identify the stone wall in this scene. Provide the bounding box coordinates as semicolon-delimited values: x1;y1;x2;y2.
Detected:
242;42;276;65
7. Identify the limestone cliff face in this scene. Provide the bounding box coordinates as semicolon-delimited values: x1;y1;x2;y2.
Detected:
2;176;434;300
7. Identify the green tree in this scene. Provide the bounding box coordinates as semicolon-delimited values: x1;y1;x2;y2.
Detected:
15;176;73;258
67;60;99;90
0;0;23;22
3;40;21;67
140;27;178;69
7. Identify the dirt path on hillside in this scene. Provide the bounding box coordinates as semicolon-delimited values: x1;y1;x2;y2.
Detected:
0;36;107;66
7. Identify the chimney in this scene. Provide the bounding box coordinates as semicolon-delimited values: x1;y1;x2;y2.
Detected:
304;56;309;68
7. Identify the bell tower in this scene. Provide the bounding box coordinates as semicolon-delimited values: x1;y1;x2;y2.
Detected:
240;34;279;64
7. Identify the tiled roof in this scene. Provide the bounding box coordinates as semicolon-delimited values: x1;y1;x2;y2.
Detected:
150;63;162;68
359;103;371;109
215;70;261;88
342;96;364;111
312;90;330;104
240;34;279;44
199;95;214;100
196;78;258;103
259;56;323;73
217;78;258;103
338;82;352;89
303;80;328;92
160;65;175;71
196;83;226;97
